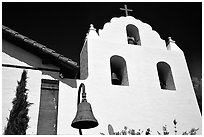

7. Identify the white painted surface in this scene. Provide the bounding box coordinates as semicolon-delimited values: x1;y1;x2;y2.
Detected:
99;16;167;50
2;53;42;135
2;40;59;134
57;79;78;135
69;16;201;135
76;39;201;135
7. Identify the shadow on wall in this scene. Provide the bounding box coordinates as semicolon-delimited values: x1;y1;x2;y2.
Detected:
3;40;77;88
42;71;77;88
2;40;59;70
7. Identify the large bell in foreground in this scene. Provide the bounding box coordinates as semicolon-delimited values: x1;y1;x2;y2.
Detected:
71;100;98;129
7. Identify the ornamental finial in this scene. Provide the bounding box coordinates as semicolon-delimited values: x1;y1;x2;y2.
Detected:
89;24;96;31
87;24;98;39
168;37;175;43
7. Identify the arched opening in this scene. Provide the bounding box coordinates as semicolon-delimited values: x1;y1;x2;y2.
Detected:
110;55;129;86
126;24;141;45
157;62;176;90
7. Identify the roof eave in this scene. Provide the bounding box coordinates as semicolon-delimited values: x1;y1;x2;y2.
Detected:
2;25;80;79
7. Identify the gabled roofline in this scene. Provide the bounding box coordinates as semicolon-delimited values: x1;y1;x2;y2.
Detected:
2;25;80;79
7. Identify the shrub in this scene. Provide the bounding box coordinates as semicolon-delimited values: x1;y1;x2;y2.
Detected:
100;119;199;135
4;70;33;135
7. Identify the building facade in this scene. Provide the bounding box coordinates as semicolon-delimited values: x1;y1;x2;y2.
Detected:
2;16;202;135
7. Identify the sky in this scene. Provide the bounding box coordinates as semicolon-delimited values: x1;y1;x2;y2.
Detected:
2;2;202;79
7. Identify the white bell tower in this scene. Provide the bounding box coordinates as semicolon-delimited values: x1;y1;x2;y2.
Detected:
79;15;201;134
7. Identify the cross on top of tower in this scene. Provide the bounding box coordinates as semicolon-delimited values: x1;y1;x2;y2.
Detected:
120;4;133;16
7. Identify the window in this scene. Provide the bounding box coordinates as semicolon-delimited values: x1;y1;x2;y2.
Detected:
126;24;141;45
110;55;129;86
157;62;176;90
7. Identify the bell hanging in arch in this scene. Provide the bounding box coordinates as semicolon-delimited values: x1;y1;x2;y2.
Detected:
71;83;98;129
111;72;121;85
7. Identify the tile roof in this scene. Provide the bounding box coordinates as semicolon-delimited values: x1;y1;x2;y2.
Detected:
2;25;80;78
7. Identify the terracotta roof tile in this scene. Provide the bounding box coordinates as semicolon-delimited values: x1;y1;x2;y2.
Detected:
23;38;37;45
33;42;46;49
42;47;55;54
8;29;18;36
2;25;79;75
2;25;8;30
51;52;61;58
14;34;27;40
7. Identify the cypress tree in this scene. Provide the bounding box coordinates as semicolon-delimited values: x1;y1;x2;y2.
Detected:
4;70;33;135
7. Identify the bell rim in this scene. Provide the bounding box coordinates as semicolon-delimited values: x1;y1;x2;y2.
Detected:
71;119;99;129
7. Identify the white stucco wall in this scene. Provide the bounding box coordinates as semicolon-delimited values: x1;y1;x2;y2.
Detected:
2;40;60;134
2;53;42;134
57;79;78;135
99;16;166;50
2;39;81;135
62;16;201;135
42;72;78;135
55;37;201;135
78;38;202;135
